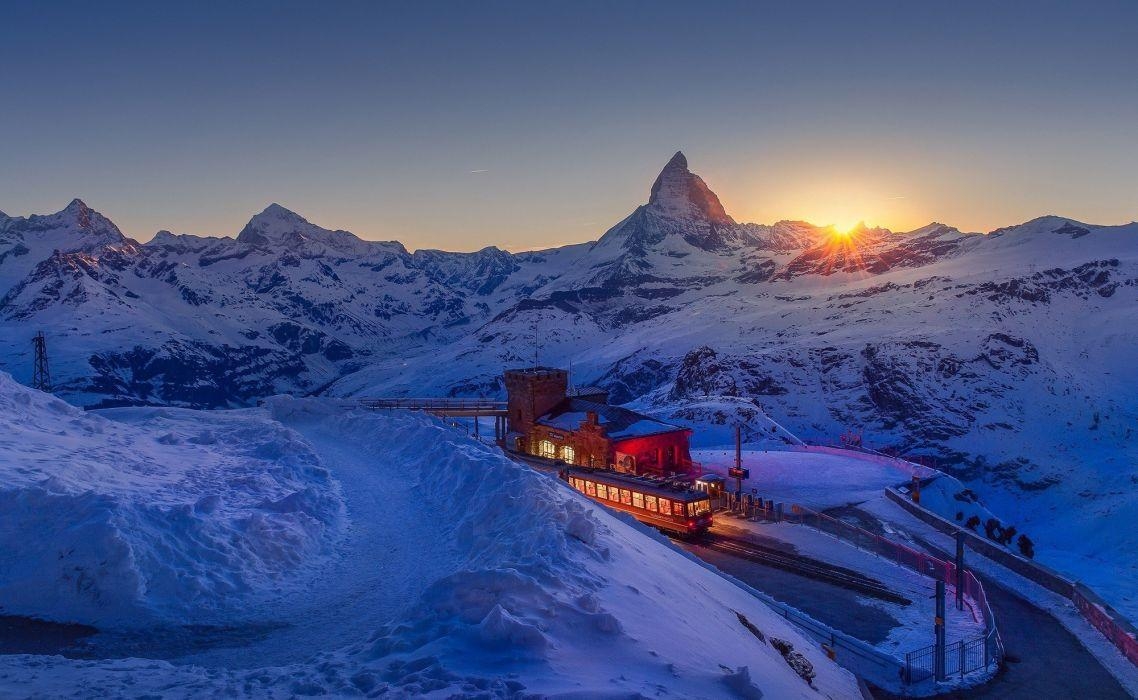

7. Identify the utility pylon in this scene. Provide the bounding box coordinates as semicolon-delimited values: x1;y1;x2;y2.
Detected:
32;331;51;391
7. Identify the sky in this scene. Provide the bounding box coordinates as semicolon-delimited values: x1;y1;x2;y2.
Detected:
2;1;1137;251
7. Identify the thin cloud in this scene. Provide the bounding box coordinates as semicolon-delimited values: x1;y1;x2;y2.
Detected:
469;169;489;174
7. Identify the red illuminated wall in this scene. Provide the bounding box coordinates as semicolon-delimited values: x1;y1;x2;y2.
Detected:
612;430;694;476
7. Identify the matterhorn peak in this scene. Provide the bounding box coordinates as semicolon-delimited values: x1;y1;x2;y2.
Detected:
647;151;735;227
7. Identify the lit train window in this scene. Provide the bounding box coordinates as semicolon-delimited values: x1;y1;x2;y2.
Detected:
539;440;555;459
608;487;620;503
597;484;608;500
560;445;575;463
632;492;644;509
620;489;632;505
586;481;596;496
658;498;671;516
645;496;658;512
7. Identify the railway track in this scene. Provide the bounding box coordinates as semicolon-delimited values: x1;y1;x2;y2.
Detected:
690;533;913;606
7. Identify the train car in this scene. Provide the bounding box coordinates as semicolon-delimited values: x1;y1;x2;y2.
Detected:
560;467;712;536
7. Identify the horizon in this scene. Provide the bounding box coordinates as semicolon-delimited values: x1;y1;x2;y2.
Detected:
2;2;1137;252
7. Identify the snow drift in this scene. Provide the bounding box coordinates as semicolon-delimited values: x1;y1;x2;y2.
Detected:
0;372;344;626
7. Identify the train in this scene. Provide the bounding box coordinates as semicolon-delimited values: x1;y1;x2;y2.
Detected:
559;466;713;536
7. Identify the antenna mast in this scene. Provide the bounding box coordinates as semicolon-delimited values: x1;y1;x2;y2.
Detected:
32;331;51;392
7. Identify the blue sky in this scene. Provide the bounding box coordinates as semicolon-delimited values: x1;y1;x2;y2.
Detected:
2;1;1136;250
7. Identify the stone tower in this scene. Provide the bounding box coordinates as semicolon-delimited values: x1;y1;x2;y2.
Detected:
504;367;568;435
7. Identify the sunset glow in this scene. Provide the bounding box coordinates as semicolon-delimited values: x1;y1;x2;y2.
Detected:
830;221;860;237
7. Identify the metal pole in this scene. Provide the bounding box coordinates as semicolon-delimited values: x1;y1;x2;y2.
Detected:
955;531;965;611
935;579;947;682
734;425;743;495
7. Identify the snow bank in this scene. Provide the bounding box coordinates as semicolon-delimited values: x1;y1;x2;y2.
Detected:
0;373;344;626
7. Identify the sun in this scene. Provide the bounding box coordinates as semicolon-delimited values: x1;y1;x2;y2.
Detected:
830;221;860;237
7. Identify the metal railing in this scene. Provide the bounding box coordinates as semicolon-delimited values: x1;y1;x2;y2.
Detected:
776;502;1002;684
358;397;507;412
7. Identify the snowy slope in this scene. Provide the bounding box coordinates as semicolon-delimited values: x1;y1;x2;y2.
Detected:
0;378;859;697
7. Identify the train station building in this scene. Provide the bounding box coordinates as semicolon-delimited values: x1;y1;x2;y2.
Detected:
504;367;695;476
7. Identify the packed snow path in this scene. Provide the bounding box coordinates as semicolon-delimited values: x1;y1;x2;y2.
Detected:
174;407;460;668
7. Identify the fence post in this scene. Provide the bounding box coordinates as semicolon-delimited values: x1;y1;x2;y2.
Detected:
956;531;965;611
935;580;947;682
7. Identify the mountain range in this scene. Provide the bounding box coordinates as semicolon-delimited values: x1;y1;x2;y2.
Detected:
2;152;1136;614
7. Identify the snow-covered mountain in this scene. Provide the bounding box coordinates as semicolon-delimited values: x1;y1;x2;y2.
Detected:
2;152;1136;613
0;200;588;406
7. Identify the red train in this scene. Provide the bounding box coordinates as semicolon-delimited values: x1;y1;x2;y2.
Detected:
560;466;713;536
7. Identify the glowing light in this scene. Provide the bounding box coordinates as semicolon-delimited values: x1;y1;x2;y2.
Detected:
830;221;860;237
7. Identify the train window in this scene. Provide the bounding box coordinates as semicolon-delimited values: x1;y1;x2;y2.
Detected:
573;478;585;492
586;481;596;496
596;484;608;500
539;440;555;459
620;489;632;505
560;445;575;463
609;487;620;503
632;492;644;509
658;498;671;516
693;499;711;516
645;495;658;512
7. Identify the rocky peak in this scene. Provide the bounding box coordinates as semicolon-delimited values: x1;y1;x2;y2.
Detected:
236;203;370;255
647;151;735;227
237;204;310;244
14;198;128;246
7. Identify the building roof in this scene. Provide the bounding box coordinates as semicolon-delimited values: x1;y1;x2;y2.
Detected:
537;398;688;441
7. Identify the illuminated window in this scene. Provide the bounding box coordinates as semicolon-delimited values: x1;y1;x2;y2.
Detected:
645;496;658;512
609;487;620;503
658;498;671;516
538;440;555;459
586;481;596;497
560;445;575;463
597;484;608;500
620;489;632;505
692;499;711;516
632;492;644;509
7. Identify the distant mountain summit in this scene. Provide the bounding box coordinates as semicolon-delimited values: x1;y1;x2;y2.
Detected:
236;203;374;255
648;151;735;228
